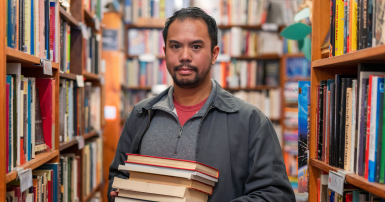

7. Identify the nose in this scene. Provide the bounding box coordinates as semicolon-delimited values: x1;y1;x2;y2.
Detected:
180;47;192;64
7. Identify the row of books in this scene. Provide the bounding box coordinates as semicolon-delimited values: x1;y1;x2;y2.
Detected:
123;0;190;24
6;0;60;62
84;0;103;20
113;154;218;202
315;64;385;183
217;28;282;56
317;174;385;202
284;82;298;103
85;27;101;74
60;153;81;202
122;58;173;88
283;39;301;54
5;63;55;173
82;138;103;198
211;60;280;88
286;57;311;79
59;19;71;73
194;0;298;26
233;89;281;120
120;89;153;121
329;0;385;56
127;29;165;56
59;80;100;143
283;150;298;177
285;107;298;128
6;163;59;202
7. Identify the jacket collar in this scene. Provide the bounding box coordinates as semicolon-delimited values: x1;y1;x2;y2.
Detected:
139;80;239;113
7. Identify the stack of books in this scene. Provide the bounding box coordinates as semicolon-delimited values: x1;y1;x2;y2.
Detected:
112;154;219;202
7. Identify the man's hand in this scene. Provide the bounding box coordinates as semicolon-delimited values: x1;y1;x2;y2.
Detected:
110;190;119;197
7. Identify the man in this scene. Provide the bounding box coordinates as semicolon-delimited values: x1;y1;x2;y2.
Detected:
108;7;295;202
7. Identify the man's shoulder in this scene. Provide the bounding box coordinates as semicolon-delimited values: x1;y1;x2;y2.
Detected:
133;96;158;113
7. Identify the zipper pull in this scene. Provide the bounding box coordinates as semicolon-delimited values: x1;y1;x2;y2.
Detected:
177;127;183;138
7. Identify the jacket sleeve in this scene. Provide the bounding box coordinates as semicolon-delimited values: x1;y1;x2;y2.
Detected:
230;118;296;202
107;109;136;202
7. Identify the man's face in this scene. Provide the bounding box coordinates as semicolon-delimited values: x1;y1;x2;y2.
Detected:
164;18;218;89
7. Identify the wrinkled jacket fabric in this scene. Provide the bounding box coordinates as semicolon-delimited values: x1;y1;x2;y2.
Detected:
108;82;295;202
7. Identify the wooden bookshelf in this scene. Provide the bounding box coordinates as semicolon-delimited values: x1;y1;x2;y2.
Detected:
83;182;103;202
308;0;385;200
59;6;80;27
84;71;101;81
312;45;385;68
1;0;105;200
6;47;60;69
5;150;59;183
60;72;78;80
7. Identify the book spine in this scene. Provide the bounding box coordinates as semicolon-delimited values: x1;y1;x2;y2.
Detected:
344;87;352;170
318;82;325;160
323;86;328;162
365;76;373;179
49;1;55;61
339;78;347;168
375;86;383;182
31;0;34;56
351;80;357;172
335;0;345;56
330;83;336;166
344;0;349;54
367;0;373;48
381;82;385;183
331;0;336;56
350;0;358;52
45;0;50;60
359;0;368;49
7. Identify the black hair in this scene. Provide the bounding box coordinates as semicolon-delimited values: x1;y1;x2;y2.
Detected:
162;7;218;51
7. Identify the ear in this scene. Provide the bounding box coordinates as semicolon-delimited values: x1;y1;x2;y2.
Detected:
163;46;166;54
211;46;220;65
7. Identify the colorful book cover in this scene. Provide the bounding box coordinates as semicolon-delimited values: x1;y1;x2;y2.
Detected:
369;77;384;182
298;81;310;193
335;0;345;56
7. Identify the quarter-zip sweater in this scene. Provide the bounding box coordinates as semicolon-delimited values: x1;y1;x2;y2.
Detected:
140;80;216;161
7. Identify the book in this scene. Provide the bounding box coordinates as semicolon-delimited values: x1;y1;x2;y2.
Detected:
359;0;369;49
375;88;383;182
345;86;353;170
335;0;345;56
350;0;359;51
318;81;326;160
373;0;385;46
113;177;208;202
125;154;219;178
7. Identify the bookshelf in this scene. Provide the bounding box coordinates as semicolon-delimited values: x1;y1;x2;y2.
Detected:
308;0;385;200
1;0;105;201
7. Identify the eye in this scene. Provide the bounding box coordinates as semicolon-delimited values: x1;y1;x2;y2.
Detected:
192;45;201;50
171;44;180;49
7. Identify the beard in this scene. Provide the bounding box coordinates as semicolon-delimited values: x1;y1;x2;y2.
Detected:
171;62;211;89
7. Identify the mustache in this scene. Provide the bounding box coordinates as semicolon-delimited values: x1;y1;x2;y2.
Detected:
174;62;198;72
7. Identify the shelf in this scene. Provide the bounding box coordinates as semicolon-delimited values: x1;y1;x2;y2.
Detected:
310;159;385;199
232;54;281;60
59;6;79;27
60;72;78;80
5;150;59;183
83;72;100;81
224;86;279;91
312;45;385;68
121;85;152;90
59;130;100;151
6;47;59;69
83;9;94;24
270;118;280;122
282;53;305;58
83;130;99;140
83;183;103;202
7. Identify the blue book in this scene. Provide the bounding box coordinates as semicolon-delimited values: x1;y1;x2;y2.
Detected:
140;61;146;86
298;81;310;193
27;79;32;161
329;190;335;202
369;77;384;182
124;0;132;24
31;0;34;55
6;75;12;172
150;0;154;17
36;163;59;201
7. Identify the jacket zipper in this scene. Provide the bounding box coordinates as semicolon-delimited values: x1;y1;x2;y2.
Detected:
174;105;213;155
137;109;152;153
173;126;183;155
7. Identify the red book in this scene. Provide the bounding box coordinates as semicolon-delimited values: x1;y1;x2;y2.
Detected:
345;192;353;202
47;170;53;202
35;79;53;150
51;80;55;150
49;2;56;62
125;154;219;178
6;83;9;173
245;31;250;55
7;186;22;202
322;86;327;162
316;85;320;158
365;75;374;179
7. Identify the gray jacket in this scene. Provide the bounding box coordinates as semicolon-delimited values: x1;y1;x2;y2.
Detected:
108;83;295;202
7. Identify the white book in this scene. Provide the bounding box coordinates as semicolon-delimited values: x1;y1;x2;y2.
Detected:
350;80;357;171
119;163;217;186
115;196;153;202
31;78;36;159
369;77;378;168
240;61;247;88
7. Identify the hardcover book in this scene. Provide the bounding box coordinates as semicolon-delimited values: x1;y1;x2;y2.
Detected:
298;81;310;193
